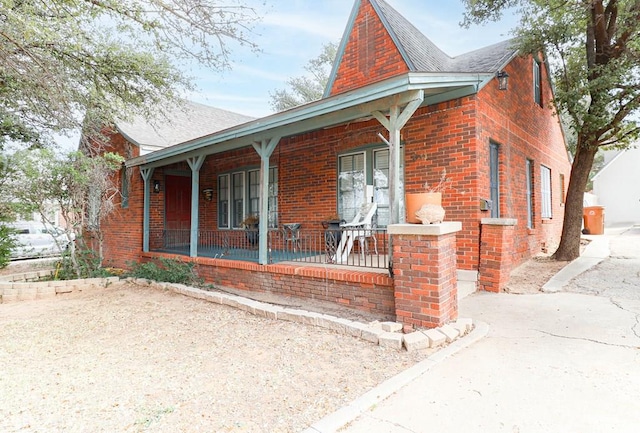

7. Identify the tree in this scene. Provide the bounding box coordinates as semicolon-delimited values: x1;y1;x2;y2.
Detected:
462;0;640;260
7;148;123;277
0;0;261;149
269;42;338;111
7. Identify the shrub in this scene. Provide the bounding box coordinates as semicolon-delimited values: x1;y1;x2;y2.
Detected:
127;258;200;285
0;224;16;269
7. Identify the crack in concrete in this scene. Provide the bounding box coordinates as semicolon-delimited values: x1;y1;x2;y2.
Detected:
609;298;640;340
535;329;640;349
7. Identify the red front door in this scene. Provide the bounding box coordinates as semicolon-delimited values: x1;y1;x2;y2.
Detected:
165;175;192;230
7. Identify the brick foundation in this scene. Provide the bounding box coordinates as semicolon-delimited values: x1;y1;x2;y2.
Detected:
388;222;461;328
479;218;517;292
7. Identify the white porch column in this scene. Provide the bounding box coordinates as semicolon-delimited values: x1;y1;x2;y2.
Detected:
252;137;281;265
187;155;206;258
140;167;154;252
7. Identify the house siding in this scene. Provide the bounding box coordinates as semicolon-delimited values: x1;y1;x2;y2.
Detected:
329;0;410;96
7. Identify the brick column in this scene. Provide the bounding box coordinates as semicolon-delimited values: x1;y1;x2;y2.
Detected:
479;218;517;293
388;222;461;329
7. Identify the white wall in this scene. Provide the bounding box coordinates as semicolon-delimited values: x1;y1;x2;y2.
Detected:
593;146;640;226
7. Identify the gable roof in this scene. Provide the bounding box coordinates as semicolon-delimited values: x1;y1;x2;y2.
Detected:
326;0;517;96
116;100;255;155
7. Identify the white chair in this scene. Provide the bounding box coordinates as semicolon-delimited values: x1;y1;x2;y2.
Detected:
283;223;301;252
335;202;378;263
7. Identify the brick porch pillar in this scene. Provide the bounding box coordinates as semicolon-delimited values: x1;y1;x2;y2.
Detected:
479;218;517;293
388;222;461;329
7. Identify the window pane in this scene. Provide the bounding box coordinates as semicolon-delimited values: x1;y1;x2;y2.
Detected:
526;159;533;228
268;167;278;228
248;170;260;217
374;149;389;226
540;165;552;218
232;172;244;228
490;143;500;218
338;153;365;222
218;174;229;228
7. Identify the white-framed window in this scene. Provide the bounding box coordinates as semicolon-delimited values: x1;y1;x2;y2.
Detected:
533;59;542;107
540;165;552;219
337;147;402;227
218;167;278;229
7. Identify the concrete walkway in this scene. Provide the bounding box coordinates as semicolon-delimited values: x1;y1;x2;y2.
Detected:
307;226;640;433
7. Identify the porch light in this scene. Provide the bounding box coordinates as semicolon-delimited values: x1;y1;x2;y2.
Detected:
153;180;161;193
201;188;214;201
497;71;509;91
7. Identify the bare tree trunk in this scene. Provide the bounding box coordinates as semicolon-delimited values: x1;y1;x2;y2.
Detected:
554;140;598;261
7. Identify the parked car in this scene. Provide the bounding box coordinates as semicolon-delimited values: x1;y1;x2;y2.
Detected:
8;221;73;259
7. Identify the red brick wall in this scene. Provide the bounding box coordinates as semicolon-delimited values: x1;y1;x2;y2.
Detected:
329;0;410;96
90;131;146;268
144;252;396;318
476;55;571;267
392;230;458;328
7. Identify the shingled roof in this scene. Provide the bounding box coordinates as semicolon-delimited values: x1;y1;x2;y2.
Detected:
116;100;255;155
372;0;517;73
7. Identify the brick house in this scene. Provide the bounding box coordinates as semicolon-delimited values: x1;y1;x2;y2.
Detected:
96;0;570;327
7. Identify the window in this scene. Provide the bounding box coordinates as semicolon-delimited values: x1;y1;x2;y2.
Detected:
218;167;278;229
489;142;500;218
533;59;542;107
526;159;534;228
120;168;129;208
337;147;402;227
540;165;552;218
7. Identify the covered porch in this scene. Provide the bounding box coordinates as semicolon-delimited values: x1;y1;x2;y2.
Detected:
126;73;492;271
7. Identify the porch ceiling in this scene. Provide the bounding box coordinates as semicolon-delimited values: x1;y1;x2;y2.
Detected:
126;71;492;170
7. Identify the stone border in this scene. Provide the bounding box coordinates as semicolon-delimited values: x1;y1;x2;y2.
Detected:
0;272;473;352
0;269;121;303
133;278;474;352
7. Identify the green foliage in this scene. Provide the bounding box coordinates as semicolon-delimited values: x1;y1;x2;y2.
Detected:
7;148;124;277
269;42;338;111
0;224;16;269
126;258;201;286
54;251;113;280
0;0;261;147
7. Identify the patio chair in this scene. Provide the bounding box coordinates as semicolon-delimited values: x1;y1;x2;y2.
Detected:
335;202;378;263
283;223;302;252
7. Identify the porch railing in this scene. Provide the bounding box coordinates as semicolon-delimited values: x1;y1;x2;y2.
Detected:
150;227;389;269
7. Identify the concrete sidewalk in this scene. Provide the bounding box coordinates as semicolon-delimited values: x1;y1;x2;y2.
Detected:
306;226;640;433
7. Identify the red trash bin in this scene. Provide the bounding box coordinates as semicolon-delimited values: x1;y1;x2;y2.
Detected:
583;206;605;235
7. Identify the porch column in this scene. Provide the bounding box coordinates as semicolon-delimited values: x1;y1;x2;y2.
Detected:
187;155;206;258
140;167;154;252
372;90;423;225
388;222;461;328
252;136;281;265
479;218;518;292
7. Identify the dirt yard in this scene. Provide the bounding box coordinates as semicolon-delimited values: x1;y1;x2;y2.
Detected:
0;252;571;432
0;282;431;433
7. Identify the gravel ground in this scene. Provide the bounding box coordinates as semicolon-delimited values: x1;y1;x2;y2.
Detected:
0;282;432;433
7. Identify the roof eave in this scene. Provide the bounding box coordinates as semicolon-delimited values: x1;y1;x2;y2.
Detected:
126;72;491;169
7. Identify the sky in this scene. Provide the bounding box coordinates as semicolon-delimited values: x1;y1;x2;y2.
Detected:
50;0;519;150
184;0;520;118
